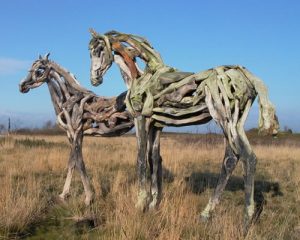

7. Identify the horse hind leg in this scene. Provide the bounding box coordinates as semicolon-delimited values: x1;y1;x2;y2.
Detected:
235;103;257;233
225;99;257;234
240;143;257;235
201;88;241;220
201;139;239;220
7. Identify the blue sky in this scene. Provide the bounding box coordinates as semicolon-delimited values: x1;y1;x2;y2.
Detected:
0;0;299;131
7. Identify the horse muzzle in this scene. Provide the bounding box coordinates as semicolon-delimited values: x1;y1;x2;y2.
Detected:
19;84;30;93
91;75;103;86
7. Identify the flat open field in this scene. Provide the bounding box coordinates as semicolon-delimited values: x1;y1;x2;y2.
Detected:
0;133;299;239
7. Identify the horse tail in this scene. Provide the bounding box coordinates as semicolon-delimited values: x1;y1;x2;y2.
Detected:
240;66;279;135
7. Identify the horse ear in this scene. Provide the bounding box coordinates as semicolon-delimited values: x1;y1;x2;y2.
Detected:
89;28;99;38
44;52;50;60
39;54;42;60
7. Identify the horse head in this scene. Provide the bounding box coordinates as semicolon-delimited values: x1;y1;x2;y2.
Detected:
19;53;51;93
89;28;113;86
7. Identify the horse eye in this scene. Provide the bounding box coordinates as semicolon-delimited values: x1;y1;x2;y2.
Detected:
94;45;103;56
93;49;102;57
36;69;45;77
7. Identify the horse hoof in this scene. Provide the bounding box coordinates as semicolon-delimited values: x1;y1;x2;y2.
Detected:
54;195;68;205
148;201;157;211
135;191;149;212
84;197;94;206
200;213;210;223
135;201;147;212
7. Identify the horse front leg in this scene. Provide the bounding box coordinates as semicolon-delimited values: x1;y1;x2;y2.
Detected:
59;130;93;206
59;131;76;202
59;131;76;201
149;128;163;210
135;116;149;211
73;131;93;206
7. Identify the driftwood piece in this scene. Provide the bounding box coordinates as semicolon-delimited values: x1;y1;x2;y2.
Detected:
159;71;194;85
153;103;207;117
152;112;211;126
157;80;197;105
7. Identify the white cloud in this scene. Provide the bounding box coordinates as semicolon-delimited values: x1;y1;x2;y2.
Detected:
0;58;31;75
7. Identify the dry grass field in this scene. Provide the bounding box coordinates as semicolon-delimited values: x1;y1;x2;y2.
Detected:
0;133;299;239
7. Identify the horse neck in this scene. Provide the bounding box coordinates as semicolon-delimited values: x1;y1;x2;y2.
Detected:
49;62;90;93
108;33;165;81
46;62;91;114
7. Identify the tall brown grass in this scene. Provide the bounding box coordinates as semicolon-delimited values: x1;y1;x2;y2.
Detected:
0;133;299;239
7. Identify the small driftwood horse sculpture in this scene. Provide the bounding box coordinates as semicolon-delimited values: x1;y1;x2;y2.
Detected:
88;29;279;229
19;54;133;205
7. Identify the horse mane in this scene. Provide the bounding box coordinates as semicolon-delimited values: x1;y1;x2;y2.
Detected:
49;61;93;95
104;30;153;48
104;30;164;73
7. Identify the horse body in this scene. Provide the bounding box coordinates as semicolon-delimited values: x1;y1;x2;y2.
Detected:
20;54;133;205
88;30;279;230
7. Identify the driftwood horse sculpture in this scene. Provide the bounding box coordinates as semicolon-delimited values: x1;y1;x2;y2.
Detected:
88;29;279;229
19;54;133;205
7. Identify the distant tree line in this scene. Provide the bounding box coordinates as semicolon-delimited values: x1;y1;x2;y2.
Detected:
0;118;295;136
0;119;64;135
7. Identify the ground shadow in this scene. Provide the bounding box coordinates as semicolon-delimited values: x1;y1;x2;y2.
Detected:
185;171;283;221
99;166;175;198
